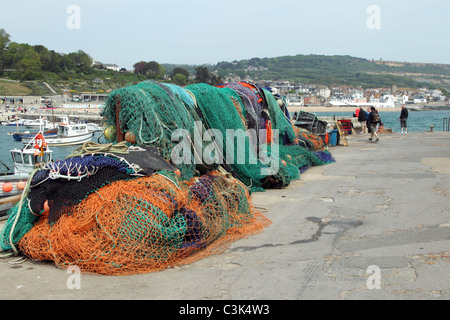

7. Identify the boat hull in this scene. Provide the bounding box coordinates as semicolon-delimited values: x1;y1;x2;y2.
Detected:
13;129;58;142
24;125;46;130
23;132;94;146
5;123;23;126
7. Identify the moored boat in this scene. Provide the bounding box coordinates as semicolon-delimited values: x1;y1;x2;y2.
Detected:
12;128;58;142
23;117;49;130
0;133;53;215
3;119;24;126
22;123;94;146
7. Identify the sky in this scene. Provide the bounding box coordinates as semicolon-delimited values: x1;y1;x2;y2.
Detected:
1;0;449;70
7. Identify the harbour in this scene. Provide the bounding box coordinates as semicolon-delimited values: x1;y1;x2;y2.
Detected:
0;80;448;303
0;130;448;300
1;0;450;308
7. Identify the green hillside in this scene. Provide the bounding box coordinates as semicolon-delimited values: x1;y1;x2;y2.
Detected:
213;55;450;90
1;27;449;95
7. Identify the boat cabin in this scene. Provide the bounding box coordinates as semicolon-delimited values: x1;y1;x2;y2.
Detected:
58;124;88;136
10;148;53;178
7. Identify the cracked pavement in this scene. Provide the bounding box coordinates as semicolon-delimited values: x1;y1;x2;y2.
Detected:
0;132;449;300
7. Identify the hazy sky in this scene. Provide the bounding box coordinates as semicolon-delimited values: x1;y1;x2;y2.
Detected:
1;0;449;69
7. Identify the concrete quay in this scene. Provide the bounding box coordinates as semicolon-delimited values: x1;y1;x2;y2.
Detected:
0;131;449;300
0;106;104;124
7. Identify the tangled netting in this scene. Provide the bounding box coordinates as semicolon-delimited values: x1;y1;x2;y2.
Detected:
17;171;269;275
101;81;334;191
0;80;335;275
28;154;144;224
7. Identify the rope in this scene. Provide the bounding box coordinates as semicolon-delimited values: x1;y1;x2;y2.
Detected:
7;168;39;257
67;141;129;158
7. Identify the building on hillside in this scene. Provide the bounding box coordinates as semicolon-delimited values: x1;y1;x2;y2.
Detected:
104;64;120;72
304;96;320;105
317;86;331;98
80;93;108;103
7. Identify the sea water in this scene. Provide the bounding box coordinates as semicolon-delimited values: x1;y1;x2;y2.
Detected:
314;110;450;133
0;110;449;173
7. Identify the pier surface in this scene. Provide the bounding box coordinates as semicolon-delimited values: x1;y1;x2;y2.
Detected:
0;131;449;300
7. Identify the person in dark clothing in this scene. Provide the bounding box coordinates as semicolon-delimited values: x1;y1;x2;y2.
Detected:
366;107;372;134
368;106;381;142
399;105;409;134
357;107;368;133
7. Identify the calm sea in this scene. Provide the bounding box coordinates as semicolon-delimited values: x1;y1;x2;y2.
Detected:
0;110;448;173
314;110;450;133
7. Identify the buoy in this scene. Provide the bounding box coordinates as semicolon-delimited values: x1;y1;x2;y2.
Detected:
125;131;136;144
2;182;13;193
17;181;27;190
104;125;117;141
43;200;50;214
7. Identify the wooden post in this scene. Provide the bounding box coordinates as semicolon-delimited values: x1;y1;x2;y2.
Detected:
115;96;124;142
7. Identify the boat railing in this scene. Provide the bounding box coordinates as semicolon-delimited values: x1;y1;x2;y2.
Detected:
444;118;450;131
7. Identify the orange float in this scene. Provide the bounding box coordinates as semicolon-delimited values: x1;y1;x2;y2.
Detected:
2;182;13;193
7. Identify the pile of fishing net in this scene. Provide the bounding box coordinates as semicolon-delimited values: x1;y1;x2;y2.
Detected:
1;151;269;275
102;80;334;191
0;80;334;275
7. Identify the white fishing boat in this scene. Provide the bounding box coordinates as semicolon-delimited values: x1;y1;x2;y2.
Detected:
3;118;24;127
23;117;49;129
85;122;103;133
0;133;53;214
22;123;94;146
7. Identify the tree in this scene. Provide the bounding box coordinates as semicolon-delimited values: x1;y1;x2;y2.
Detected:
0;29;10;51
171;67;189;79
3;43;42;80
134;61;149;75
34;45;52;72
173;73;187;86
195;66;210;83
70;50;93;74
146;61;165;79
60;54;76;72
48;50;62;73
194;66;222;85
147;61;160;74
133;61;164;79
0;29;11;74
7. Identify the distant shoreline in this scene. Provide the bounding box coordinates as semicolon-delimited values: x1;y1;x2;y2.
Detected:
0;107;103;122
288;106;402;113
288;105;450;113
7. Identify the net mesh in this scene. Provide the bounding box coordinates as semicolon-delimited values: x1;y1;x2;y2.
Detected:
0;80;335;275
18;171;269;275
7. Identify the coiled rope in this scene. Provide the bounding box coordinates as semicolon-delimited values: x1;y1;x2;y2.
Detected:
67;141;129;158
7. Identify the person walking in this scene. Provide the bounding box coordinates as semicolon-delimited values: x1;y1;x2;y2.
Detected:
366;107;372;134
357;107;368;133
368;106;381;142
399;105;409;134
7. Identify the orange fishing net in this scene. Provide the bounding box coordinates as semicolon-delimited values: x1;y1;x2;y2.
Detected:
295;127;326;151
18;170;270;275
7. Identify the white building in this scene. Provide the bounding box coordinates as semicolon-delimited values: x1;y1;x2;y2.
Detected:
319;87;331;98
105;64;120;72
413;95;427;104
